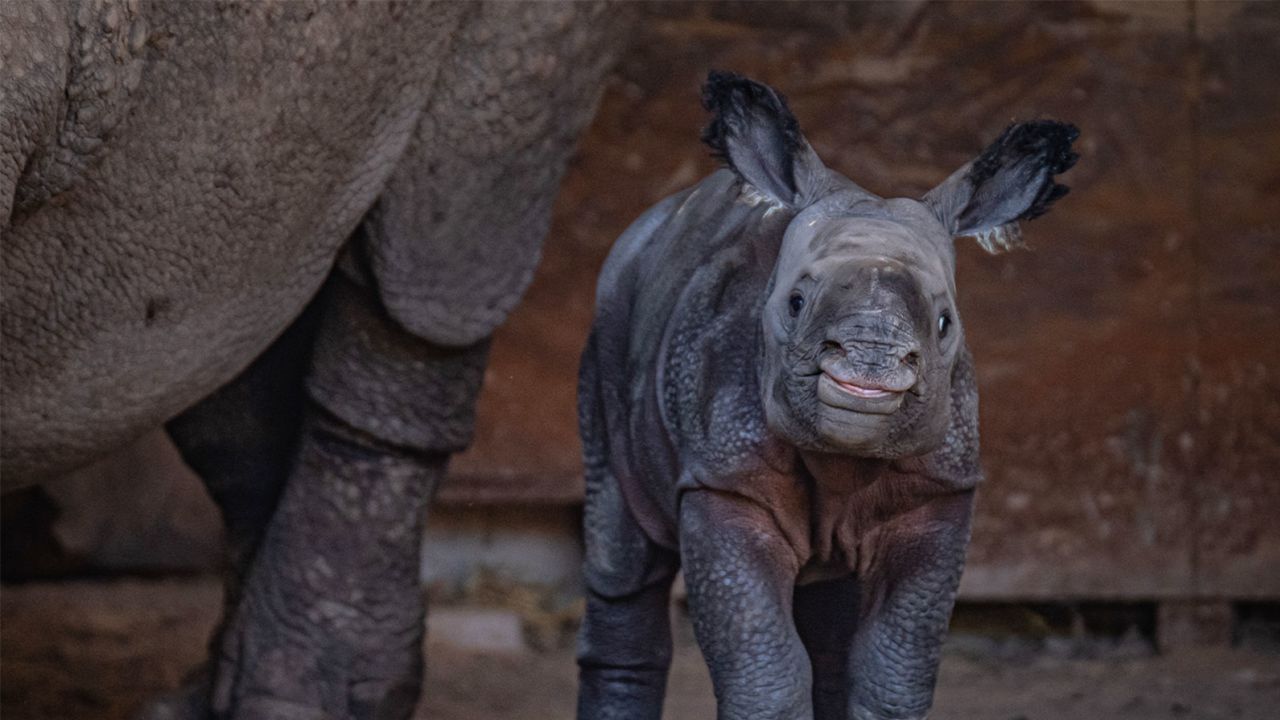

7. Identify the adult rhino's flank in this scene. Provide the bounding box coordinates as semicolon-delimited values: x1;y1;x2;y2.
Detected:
2;2;630;719
576;72;1078;720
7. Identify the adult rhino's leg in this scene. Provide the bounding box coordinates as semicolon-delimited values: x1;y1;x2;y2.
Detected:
794;576;859;720
196;6;631;716
168;298;323;589
138;300;322;720
209;271;489;720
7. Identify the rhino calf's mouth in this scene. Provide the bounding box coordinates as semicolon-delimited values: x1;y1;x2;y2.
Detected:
818;373;906;414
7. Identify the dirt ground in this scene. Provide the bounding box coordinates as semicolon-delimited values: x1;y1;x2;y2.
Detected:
2;578;1278;720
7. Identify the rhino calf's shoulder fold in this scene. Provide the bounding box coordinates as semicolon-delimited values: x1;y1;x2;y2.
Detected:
576;71;1079;720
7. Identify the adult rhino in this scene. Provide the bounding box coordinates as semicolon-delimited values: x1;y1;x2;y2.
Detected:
1;2;629;719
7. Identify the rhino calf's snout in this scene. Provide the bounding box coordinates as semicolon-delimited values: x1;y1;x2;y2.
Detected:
820;322;923;390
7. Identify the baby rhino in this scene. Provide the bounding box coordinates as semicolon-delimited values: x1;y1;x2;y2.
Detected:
576;71;1078;720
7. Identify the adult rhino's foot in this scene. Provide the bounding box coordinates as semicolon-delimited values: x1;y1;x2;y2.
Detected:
137;645;419;720
204;413;440;720
215;692;356;720
211;598;423;720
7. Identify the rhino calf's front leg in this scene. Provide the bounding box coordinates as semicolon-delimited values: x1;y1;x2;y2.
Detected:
680;491;813;720
845;496;973;720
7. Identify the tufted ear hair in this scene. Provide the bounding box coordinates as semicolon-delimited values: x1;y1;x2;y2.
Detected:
701;71;826;210
923;120;1079;253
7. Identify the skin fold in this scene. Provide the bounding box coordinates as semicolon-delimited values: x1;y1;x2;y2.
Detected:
2;2;631;719
577;72;1078;720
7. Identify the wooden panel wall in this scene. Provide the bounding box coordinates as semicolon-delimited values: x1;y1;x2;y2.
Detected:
445;1;1280;600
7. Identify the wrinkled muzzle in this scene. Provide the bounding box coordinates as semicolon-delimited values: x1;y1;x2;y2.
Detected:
816;311;921;415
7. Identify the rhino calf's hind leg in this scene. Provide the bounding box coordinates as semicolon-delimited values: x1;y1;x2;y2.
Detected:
576;331;681;720
576;505;678;720
577;579;678;720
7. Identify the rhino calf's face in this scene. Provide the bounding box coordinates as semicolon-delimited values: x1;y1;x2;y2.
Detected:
699;71;1078;462
763;204;960;458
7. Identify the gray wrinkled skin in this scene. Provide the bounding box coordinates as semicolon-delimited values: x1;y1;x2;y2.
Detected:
2;2;630;719
578;73;1077;720
1;0;625;484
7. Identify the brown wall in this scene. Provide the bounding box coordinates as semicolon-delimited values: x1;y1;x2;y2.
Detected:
12;2;1277;602
445;1;1280;600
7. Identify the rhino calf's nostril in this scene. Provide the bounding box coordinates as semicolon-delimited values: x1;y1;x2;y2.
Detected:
902;350;921;368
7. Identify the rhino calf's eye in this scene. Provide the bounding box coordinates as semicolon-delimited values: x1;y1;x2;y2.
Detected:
788;293;805;317
938;311;952;339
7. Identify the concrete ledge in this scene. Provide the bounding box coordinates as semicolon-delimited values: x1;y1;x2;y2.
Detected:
428;607;526;653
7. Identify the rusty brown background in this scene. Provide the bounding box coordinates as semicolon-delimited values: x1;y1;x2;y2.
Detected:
9;2;1278;603
446;0;1280;601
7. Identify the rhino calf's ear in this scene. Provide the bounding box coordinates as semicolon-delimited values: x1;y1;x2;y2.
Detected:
701;71;825;210
924;120;1079;252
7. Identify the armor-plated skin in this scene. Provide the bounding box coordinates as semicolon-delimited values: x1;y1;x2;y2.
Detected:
577;73;1078;720
2;3;630;719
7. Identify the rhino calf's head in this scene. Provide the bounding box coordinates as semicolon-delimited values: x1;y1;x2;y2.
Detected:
701;72;1078;458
